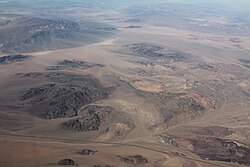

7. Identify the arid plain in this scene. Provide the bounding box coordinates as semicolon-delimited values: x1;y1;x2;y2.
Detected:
0;1;250;167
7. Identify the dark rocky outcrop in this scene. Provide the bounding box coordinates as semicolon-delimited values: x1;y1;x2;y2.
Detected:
159;135;178;147
125;25;143;29
17;72;103;83
59;60;91;67
0;54;29;64
123;43;187;62
124;43;164;57
0;16;116;53
16;72;43;78
62;106;112;132
192;137;250;166
62;105;135;138
23;19;81;44
80;149;98;155
198;63;217;72
58;60;104;69
239;59;250;64
57;159;76;166
120;155;148;164
238;59;250;69
191;126;232;137
19;73;111;119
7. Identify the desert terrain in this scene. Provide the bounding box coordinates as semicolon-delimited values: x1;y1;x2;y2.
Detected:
0;0;250;167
